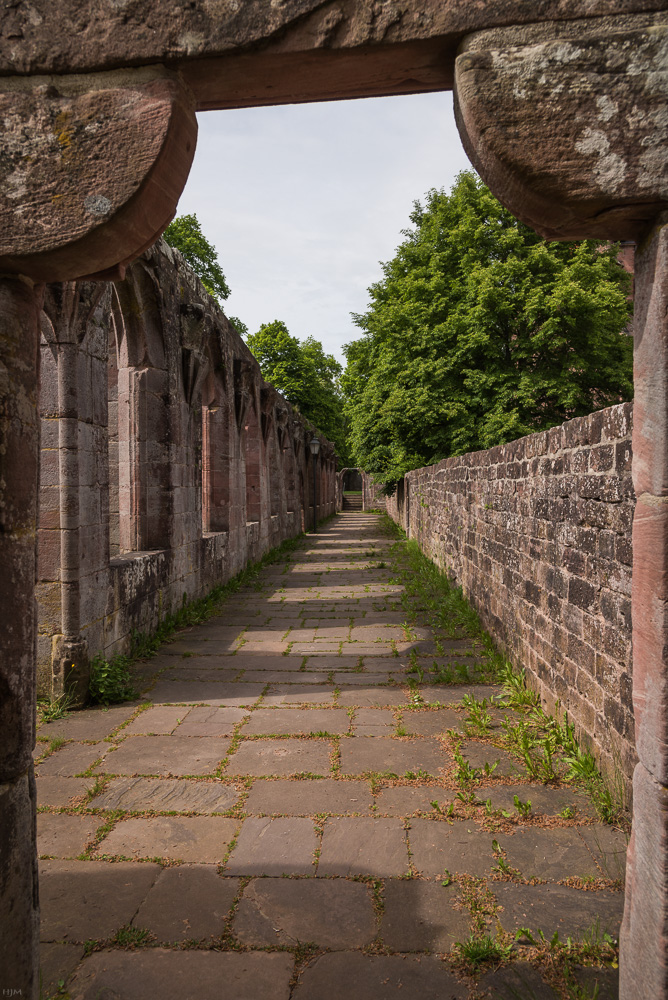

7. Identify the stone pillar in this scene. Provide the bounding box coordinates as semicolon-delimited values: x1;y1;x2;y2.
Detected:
0;275;42;999
620;215;668;999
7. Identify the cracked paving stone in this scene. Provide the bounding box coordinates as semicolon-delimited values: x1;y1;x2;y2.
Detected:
225;738;332;776
94;816;239;863
317;818;408;876
103;735;230;776
579;824;628;881
419;685;500;705
123;706;192;735
492;882;624;941
39;861;161;941
89;777;240;813
292;953;468;999
340;737;449;777
225;817;317;875
67;950;293;1000
39;943;85;997
133;866;240;941
408;819;497;878
244;778;373;815
380;880;471;952
232;877;376;948
175;706;249;736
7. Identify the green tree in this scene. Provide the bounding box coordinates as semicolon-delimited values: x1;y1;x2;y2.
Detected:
247;321;350;464
343;172;633;491
163;214;230;301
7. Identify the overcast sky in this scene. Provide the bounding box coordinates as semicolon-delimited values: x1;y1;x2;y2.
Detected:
175;91;471;365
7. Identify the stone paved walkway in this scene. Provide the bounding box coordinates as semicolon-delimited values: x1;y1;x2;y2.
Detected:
36;513;624;999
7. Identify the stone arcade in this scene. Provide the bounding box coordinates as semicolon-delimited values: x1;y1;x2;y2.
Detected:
0;3;667;997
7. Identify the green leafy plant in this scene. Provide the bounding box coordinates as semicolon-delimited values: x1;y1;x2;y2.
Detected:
88;654;136;705
456;933;514;968
38;690;75;722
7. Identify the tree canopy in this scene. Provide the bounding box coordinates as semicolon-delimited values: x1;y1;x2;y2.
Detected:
342;172;633;491
163;214;231;301
247;321;350;464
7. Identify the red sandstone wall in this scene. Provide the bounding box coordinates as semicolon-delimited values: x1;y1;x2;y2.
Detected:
385;402;635;781
36;241;337;696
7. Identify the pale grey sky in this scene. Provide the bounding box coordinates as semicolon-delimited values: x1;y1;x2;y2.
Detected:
175;92;471;364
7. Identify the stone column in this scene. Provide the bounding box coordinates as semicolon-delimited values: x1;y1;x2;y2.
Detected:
620;215;668;999
0;275;42;1000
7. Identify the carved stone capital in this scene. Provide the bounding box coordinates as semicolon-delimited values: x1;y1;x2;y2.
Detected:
455;14;668;241
0;67;197;282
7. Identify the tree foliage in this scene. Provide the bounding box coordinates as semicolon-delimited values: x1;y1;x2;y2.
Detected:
342;172;633;491
163;213;231;301
247;320;350;464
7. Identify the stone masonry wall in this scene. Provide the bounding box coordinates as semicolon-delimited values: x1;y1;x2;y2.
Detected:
385;403;635;782
36;240;337;697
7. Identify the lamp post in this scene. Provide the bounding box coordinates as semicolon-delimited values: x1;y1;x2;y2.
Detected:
309;435;320;533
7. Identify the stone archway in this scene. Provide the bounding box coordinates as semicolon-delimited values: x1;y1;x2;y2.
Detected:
0;6;666;996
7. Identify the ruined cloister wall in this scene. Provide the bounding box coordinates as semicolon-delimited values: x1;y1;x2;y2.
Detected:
386;402;635;781
36;240;337;696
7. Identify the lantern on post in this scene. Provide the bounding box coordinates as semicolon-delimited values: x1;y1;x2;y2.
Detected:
309;435;320;533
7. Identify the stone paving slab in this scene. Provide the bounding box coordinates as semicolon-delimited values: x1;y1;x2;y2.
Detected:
124;706;191;735
225;817;317;875
338;687;408;707
579;824;629;880
477;962;558;999
243;708;350;735
240;670;329;684
292;953;468;999
148;681;265;706
232;877;376;948
37;743;107;777
492;882;624;941
262;685;336;705
408;819;496;878
318;818;408;876
226;739;332;776
133;865;240;941
67;950;294;1000
38;705;137;741
103;735;229;776
89;777;240;814
95;816;239;863
156;667;242;683
478;783;598;819
380;880;470;952
498;826;602;880
244;778;373;815
37;814;100;858
374;786;454;816
419;685;500;705
176;706;248;736
573;966;619;999
39;860;161;941
460;741;524;777
403;708;464;736
36;776;93;807
39;942;85;997
340;737;450;777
